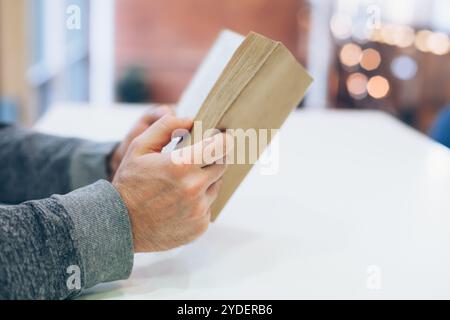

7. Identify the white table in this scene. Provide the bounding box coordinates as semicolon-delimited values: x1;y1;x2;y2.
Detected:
36;105;450;299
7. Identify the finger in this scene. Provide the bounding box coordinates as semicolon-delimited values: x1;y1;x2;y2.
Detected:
133;115;193;155
205;178;223;205
206;209;212;221
203;210;212;223
202;163;227;186
140;105;175;126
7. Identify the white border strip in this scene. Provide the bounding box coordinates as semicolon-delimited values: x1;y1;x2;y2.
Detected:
89;0;116;106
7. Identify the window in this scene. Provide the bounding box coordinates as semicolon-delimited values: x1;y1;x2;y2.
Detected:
28;0;115;117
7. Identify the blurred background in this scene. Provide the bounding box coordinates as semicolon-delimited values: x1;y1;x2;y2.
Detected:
1;0;450;138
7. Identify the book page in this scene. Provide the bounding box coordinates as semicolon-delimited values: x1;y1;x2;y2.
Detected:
176;30;245;119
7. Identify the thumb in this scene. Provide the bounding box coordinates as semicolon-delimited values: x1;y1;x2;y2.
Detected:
133;115;193;155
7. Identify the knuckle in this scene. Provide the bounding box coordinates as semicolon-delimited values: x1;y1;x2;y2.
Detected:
165;156;189;177
206;179;223;198
190;200;208;218
130;137;142;150
169;160;190;174
160;114;177;126
184;180;196;194
154;115;176;134
183;178;206;199
196;175;209;188
184;184;199;200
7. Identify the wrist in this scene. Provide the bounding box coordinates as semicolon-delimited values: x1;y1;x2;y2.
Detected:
107;147;122;181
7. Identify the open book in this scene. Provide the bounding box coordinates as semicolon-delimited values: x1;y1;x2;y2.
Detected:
176;30;313;221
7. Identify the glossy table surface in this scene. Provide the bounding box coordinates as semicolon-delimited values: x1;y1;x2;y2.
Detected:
36;105;450;299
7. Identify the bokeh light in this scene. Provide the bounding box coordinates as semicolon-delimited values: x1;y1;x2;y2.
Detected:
427;32;450;55
379;24;398;46
395;26;416;48
360;48;381;71
367;76;390;99
391;55;418;80
330;14;353;40
370;28;384;43
352;25;372;44
339;43;363;67
377;25;415;48
346;73;368;99
415;30;433;52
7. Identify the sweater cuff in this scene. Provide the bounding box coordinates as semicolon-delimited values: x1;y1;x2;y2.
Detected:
53;180;134;289
69;141;119;190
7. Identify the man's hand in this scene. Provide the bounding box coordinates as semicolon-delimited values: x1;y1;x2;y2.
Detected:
109;106;174;179
112;115;232;252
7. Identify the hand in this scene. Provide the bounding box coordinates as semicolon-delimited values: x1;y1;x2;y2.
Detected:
109;105;174;179
112;115;233;252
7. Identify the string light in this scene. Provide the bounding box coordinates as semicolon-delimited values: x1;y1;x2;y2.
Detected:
358;23;450;56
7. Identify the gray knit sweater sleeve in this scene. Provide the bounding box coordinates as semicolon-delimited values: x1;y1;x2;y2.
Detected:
0;125;134;299
0;125;119;203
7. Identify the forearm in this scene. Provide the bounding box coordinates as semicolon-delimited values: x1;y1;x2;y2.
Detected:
0;180;134;300
0;125;117;204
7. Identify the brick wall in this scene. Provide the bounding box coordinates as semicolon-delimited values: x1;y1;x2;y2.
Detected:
115;0;308;103
0;0;33;124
